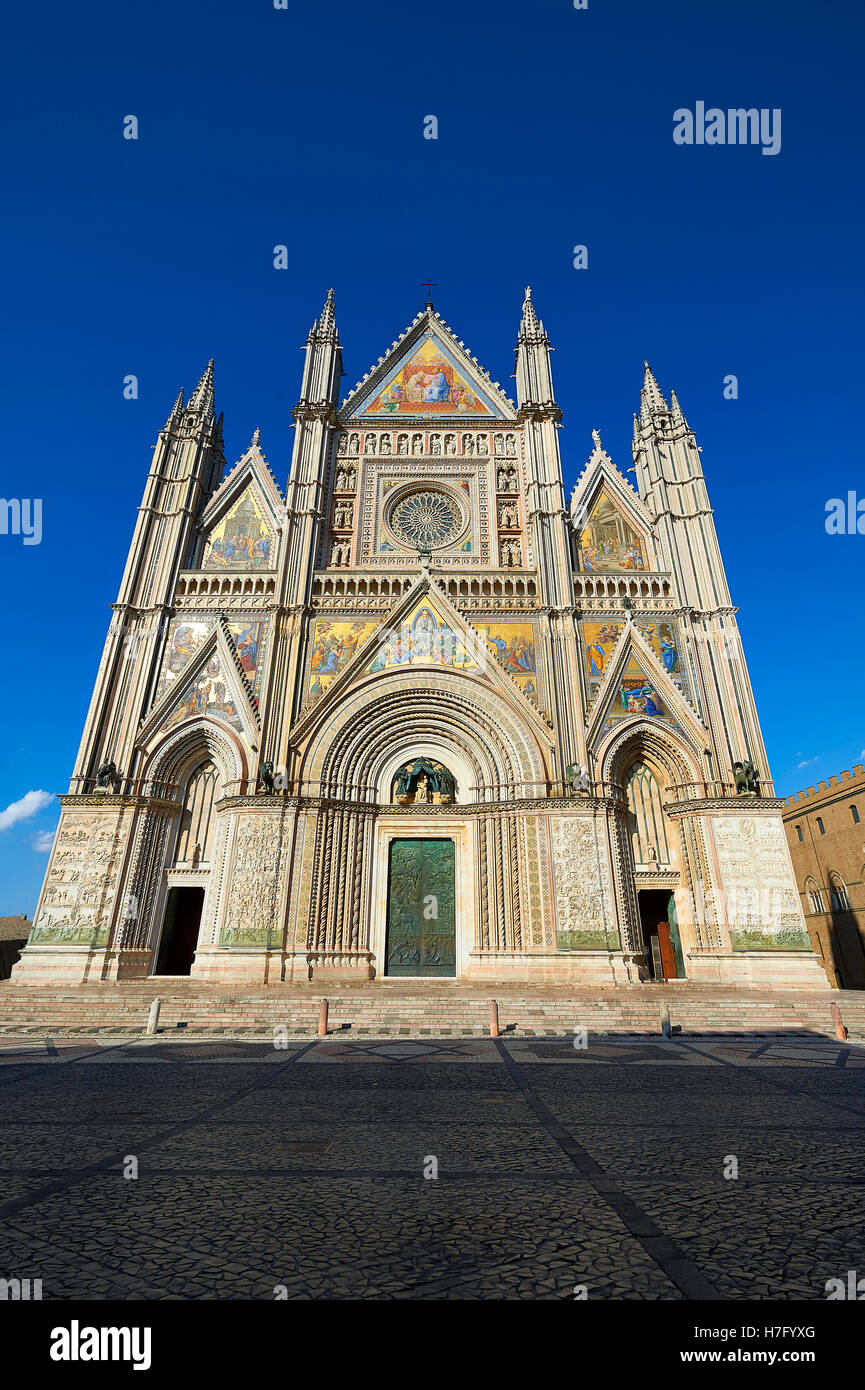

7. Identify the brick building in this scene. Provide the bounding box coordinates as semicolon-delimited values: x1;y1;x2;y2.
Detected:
783;765;865;988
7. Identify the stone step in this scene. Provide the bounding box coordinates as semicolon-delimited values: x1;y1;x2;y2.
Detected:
0;981;862;1038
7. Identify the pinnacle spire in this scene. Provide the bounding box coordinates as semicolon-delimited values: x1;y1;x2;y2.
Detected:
518;284;549;346
521;285;539;332
640;360;668;418
251;427;261;447
164;386;184;429
318;288;336;338
670;389;687;427
188;359;215;418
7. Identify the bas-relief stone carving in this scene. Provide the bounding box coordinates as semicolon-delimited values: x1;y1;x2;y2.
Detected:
550;815;618;949
712;815;810;950
220;813;286;949
31;812;128;945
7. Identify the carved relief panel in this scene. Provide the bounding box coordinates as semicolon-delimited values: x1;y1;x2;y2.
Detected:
550;814;619;950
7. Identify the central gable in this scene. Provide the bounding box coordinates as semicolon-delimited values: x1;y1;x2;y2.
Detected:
348;324;509;421
367;597;479;672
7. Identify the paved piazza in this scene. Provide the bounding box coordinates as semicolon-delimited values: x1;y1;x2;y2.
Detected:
1;1033;864;1300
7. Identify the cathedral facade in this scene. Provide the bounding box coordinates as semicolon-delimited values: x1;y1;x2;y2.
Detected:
14;290;827;989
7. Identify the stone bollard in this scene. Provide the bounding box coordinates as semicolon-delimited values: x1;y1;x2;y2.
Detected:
830;1001;848;1042
489;999;500;1038
145;998;161;1037
660;1002;672;1039
318;998;329;1037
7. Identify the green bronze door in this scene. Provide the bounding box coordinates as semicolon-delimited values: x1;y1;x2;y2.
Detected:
385;838;456;977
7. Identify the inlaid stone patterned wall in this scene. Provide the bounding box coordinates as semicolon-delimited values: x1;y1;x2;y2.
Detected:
30;808;132;947
521;815;554;947
550;814;619;950
712;814;810;950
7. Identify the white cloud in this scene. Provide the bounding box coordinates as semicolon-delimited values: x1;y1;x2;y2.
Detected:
0;789;55;832
32;829;56;853
796;757;819;769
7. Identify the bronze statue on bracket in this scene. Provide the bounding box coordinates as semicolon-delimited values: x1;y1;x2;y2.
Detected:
258;761;277;794
564;762;590;795
733;760;760;796
95;759;121;793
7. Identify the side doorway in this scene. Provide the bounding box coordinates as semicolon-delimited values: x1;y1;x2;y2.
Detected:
638;889;685;981
154;887;205;976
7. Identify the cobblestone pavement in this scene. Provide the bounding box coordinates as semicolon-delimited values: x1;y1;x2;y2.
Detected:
1;1033;864;1300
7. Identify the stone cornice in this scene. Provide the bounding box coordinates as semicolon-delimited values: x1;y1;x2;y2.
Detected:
214;792;616;816
517;403;562;423
291;401;338;425
59;794;180;814
664;795;785;819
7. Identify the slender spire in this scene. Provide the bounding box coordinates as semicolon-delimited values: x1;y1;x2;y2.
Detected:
318;288;336;339
632;412;642;448
514;284;556;410
640;360;668;419
519;285;548;343
188;359;215;418
521;285;539;332
670;389;687;428
164;386;184;429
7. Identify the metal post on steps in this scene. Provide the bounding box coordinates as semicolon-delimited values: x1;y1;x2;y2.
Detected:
489;999;500;1038
660;1002;672;1039
830;1002;848;1041
145;998;161;1037
318;998;329;1037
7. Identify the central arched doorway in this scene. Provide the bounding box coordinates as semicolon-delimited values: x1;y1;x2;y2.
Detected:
385;836;456;977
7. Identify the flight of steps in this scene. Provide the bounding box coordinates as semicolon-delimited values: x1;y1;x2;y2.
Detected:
0;982;863;1039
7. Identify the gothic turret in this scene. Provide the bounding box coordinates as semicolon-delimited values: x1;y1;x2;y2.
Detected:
632;365;769;782
74;365;225;790
297;289;343;416
514;286;557;414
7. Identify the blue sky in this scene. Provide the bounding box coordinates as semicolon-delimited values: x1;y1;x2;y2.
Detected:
1;0;863;914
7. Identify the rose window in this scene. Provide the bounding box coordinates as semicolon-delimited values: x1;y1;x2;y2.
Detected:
390;489;463;550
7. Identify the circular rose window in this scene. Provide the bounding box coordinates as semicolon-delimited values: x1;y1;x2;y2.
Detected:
389;489;463;550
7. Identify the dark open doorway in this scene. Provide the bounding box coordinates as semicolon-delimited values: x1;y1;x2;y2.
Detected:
154;887;204;976
638;889;685;980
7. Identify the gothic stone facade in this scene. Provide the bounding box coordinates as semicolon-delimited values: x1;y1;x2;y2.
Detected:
13;290;826;989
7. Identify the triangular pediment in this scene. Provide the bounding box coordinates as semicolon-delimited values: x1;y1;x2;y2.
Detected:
291;572;552;745
139;622;260;751
196;447;285;571
569;436;659;573
586;623;704;752
153;614;270;707
365;594;479;673
340;311;515;422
